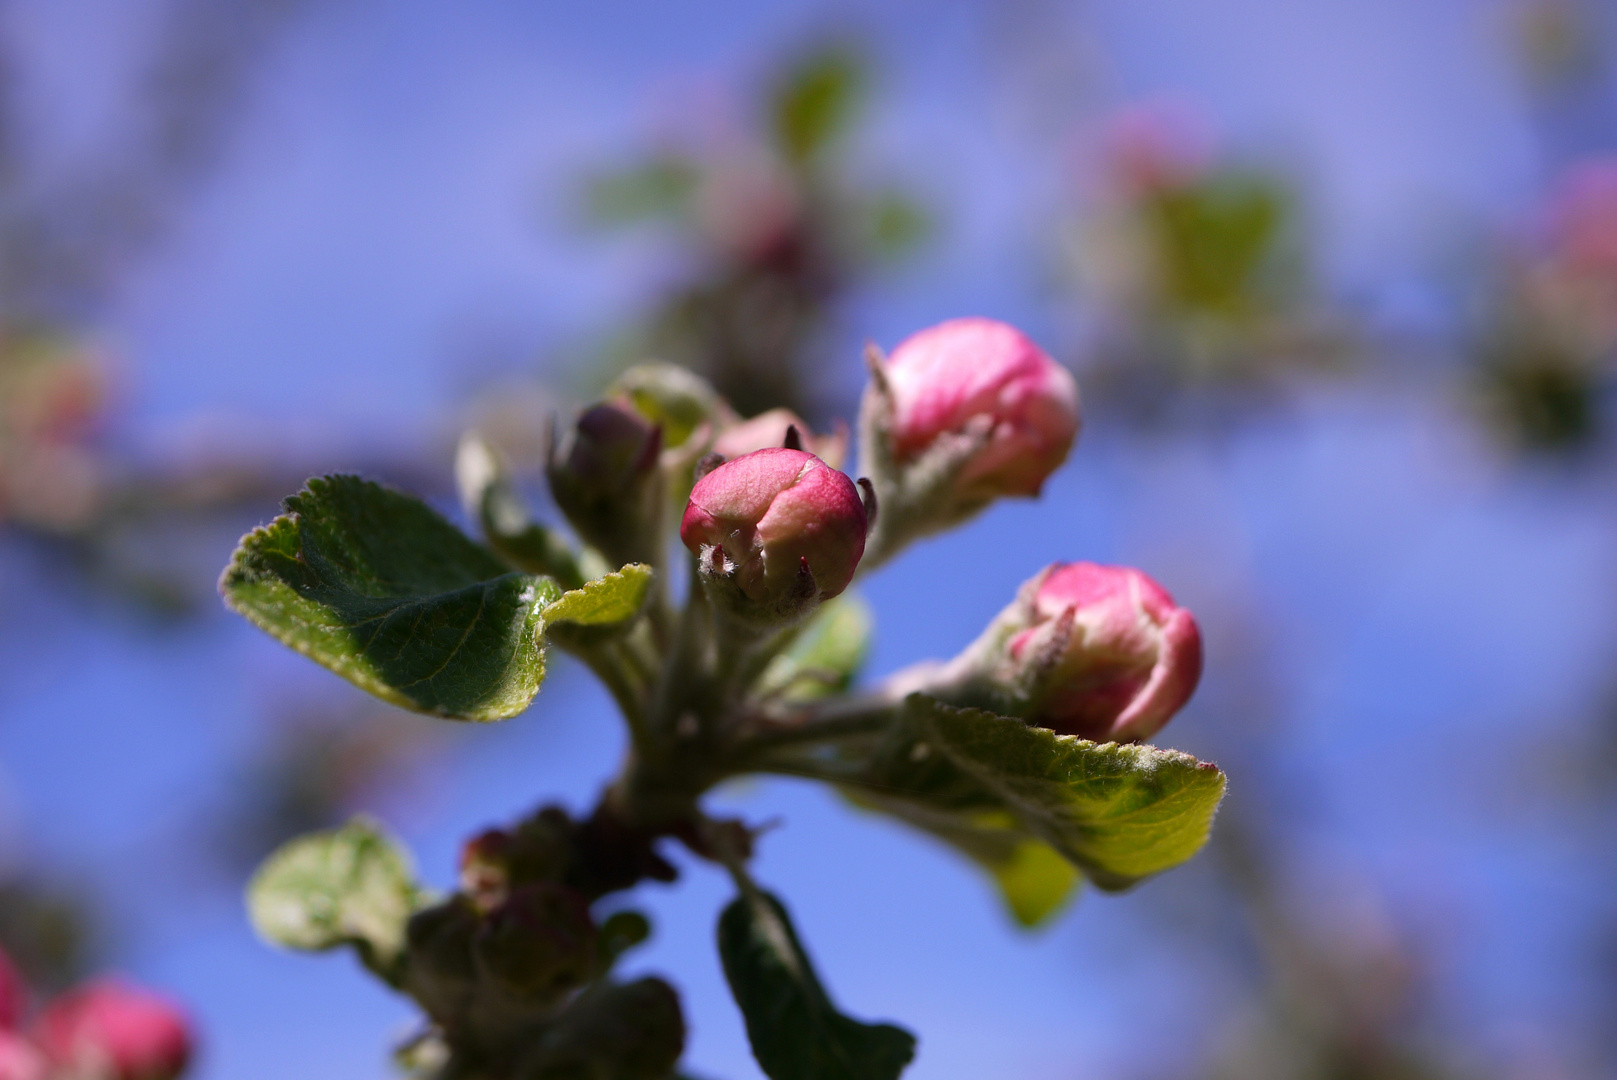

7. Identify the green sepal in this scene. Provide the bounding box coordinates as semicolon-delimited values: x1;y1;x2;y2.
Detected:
220;475;563;721
905;695;1226;891
718;889;915;1080
246;817;423;986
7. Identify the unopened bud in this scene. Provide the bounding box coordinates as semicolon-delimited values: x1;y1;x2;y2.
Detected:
525;976;685;1080
861;318;1079;559
546;402;663;567
713;408;848;469
403;897;480;1027
680;448;867;625
474;884;597;1004
956;562;1202;743
35;980;192;1080
458;808;574;912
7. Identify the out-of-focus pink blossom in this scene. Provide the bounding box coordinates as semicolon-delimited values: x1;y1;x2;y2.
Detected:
882;318;1079;501
0;1031;45;1080
36;980;192;1080
1008;562;1202;743
1100;100;1213;195
712;408;847;468
1546;158;1617;272
0;949;26;1031
680;448;866;606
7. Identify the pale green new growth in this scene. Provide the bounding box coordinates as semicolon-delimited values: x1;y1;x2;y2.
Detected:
544;563;654;628
220;475;562;721
247;818;422;982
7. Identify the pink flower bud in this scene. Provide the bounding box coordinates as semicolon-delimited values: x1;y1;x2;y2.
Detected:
712;409;848;469
36;980;193;1080
0;1032;45;1080
1008;563;1202;742
0;949;26;1030
680;448;867;617
876;317;1079;505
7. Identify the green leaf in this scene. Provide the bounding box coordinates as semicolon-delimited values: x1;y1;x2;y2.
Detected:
755;594;872;702
772;44;866;165
221;475;563;721
543;563;654;647
718;889;915;1080
584;156;700;226
247;818;421;982
906;695;1226;891
456;433;586;589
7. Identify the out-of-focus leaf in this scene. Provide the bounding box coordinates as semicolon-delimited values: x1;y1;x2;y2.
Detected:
221;475;562;721
718;889;915;1080
247;818;421;982
866;191;930;259
1151;174;1287;315
456;433;585;588
609;361;731;451
772;45;866;165
585;157;700;225
905;695;1226;891
755;593;872;702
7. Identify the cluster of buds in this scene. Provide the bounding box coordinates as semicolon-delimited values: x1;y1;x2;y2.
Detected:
398;805;683;1079
0;948;192;1080
902;561;1203;744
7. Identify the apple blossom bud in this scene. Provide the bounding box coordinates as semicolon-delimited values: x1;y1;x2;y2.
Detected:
547;402;664;567
860;318;1079;562
36;980;192;1080
987;562;1202;742
680;448;867;625
473;884;597;1003
713;408;848;469
0;1032;45;1080
0;949;25;1030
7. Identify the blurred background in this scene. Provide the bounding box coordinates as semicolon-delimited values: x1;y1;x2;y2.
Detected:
1;0;1614;1077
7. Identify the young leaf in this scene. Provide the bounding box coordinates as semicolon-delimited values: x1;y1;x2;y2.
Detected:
247;817;421;983
221;475;563;721
543;563;654;649
907;695;1226;891
718;889;915;1080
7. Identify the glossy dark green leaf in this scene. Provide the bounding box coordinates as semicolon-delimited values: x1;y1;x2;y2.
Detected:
247;818;421;981
906;695;1226;891
718;889;915;1080
221;475;562;721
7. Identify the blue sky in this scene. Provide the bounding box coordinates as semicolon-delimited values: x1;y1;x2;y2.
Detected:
1;1;1614;1078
